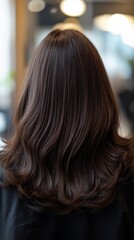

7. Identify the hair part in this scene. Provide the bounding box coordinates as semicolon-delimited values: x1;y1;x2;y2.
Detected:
1;29;134;214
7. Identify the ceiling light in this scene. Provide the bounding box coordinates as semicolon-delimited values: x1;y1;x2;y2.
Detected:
94;14;134;48
50;8;58;14
60;0;86;17
28;0;46;12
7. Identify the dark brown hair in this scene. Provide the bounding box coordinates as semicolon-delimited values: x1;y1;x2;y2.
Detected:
1;29;134;213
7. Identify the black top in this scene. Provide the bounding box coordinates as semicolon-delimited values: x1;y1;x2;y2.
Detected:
0;170;134;240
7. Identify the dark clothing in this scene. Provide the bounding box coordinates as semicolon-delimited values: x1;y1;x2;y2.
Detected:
0;171;134;240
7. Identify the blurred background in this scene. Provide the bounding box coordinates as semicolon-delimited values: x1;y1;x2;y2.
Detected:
0;0;134;149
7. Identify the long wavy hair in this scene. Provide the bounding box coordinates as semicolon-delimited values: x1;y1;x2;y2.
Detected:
0;29;134;213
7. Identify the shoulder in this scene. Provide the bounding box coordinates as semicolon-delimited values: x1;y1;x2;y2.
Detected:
118;167;134;220
0;156;19;215
0;163;20;240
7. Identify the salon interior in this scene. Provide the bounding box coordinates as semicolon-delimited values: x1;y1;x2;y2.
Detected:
0;0;134;148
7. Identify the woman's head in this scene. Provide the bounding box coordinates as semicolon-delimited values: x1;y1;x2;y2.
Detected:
1;29;133;213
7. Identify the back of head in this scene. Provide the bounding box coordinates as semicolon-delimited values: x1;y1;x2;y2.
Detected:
19;29;118;150
1;29;133;213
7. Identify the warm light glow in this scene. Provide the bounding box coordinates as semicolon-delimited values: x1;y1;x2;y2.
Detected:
94;14;134;48
53;18;83;32
53;22;83;32
28;0;46;12
109;14;134;35
60;0;86;17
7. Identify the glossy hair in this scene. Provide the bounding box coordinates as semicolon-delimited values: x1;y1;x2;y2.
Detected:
1;29;134;213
